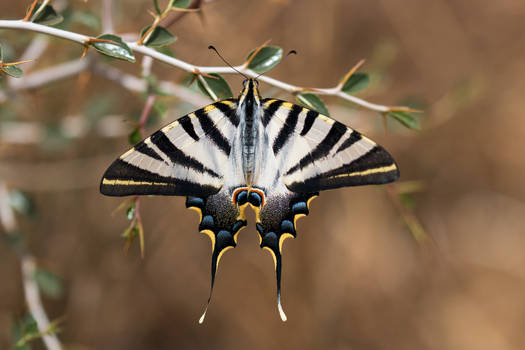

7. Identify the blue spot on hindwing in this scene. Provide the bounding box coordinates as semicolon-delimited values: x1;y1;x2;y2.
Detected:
232;220;246;233
216;230;235;248
280;220;295;234
262;231;278;249
186;196;205;208
291;201;308;215
200;215;214;229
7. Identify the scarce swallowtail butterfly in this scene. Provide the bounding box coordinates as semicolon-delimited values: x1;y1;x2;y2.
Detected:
100;78;399;323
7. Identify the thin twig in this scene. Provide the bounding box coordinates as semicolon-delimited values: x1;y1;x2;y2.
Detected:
1;57;210;106
0;19;406;113
161;0;203;28
138;94;157;135
6;58;89;91
91;62;211;105
0;182;63;350
385;183;432;244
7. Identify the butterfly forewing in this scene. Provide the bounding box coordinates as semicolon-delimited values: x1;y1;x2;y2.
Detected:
100;100;239;197
259;98;399;192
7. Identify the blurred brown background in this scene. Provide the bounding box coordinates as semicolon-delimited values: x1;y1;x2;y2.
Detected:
1;0;525;349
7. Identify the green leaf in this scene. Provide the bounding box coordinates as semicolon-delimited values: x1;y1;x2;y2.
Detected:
3;230;26;254
0;42;16;63
144;75;168;97
154;45;175;57
140;26;177;48
34;269;63;299
11;317;24;343
172;0;191;9
341;73;370;94
153;101;168;118
399;193;416;210
13;344;30;350
196;73;233;100
91;34;135;62
122;223;139;239
246;46;283;74
126;202;136;220
11;313;39;349
7;190;34;217
128;128;142;146
22;314;38;336
72;11;100;30
32;4;63;26
296;93;330;116
387;111;420;130
154;0;162;14
0;43;3;61
11;320;31;350
1;64;23;78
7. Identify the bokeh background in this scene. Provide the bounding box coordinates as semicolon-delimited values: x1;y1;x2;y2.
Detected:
2;0;525;349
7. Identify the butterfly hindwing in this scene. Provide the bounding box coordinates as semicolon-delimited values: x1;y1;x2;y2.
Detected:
255;190;318;321
100;99;239;197
261;98;399;192
186;190;247;323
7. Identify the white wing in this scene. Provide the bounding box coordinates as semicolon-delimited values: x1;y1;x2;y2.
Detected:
100;100;239;197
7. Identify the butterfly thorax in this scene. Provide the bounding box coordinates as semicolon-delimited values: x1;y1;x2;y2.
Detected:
237;79;262;185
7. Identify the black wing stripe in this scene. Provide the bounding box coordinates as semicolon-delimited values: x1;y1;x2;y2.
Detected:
150;132;221;178
300;110;318;136
194;109;231;155
336;131;362;154
262;100;284;127
134;141;163;161
100;159;219;197
272;104;301;155
285;121;347;175
286;147;399;192
214;100;239;127
323;146;396;177
179;115;199;141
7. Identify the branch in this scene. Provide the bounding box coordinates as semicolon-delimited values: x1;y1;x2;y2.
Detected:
0;182;63;350
1;55;210;107
7;58;89;91
91;62;211;106
0;19;397;113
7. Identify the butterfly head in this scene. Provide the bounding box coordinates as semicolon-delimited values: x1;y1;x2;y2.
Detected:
238;78;261;106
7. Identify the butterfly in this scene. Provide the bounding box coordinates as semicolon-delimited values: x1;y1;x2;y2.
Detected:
100;78;399;323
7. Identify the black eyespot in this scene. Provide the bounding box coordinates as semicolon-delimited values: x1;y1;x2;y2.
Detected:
242;79;248;87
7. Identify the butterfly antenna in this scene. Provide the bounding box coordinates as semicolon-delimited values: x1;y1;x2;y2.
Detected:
255;49;297;80
208;45;248;79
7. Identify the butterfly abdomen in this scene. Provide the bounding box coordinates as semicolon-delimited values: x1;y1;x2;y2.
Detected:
239;79;262;184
